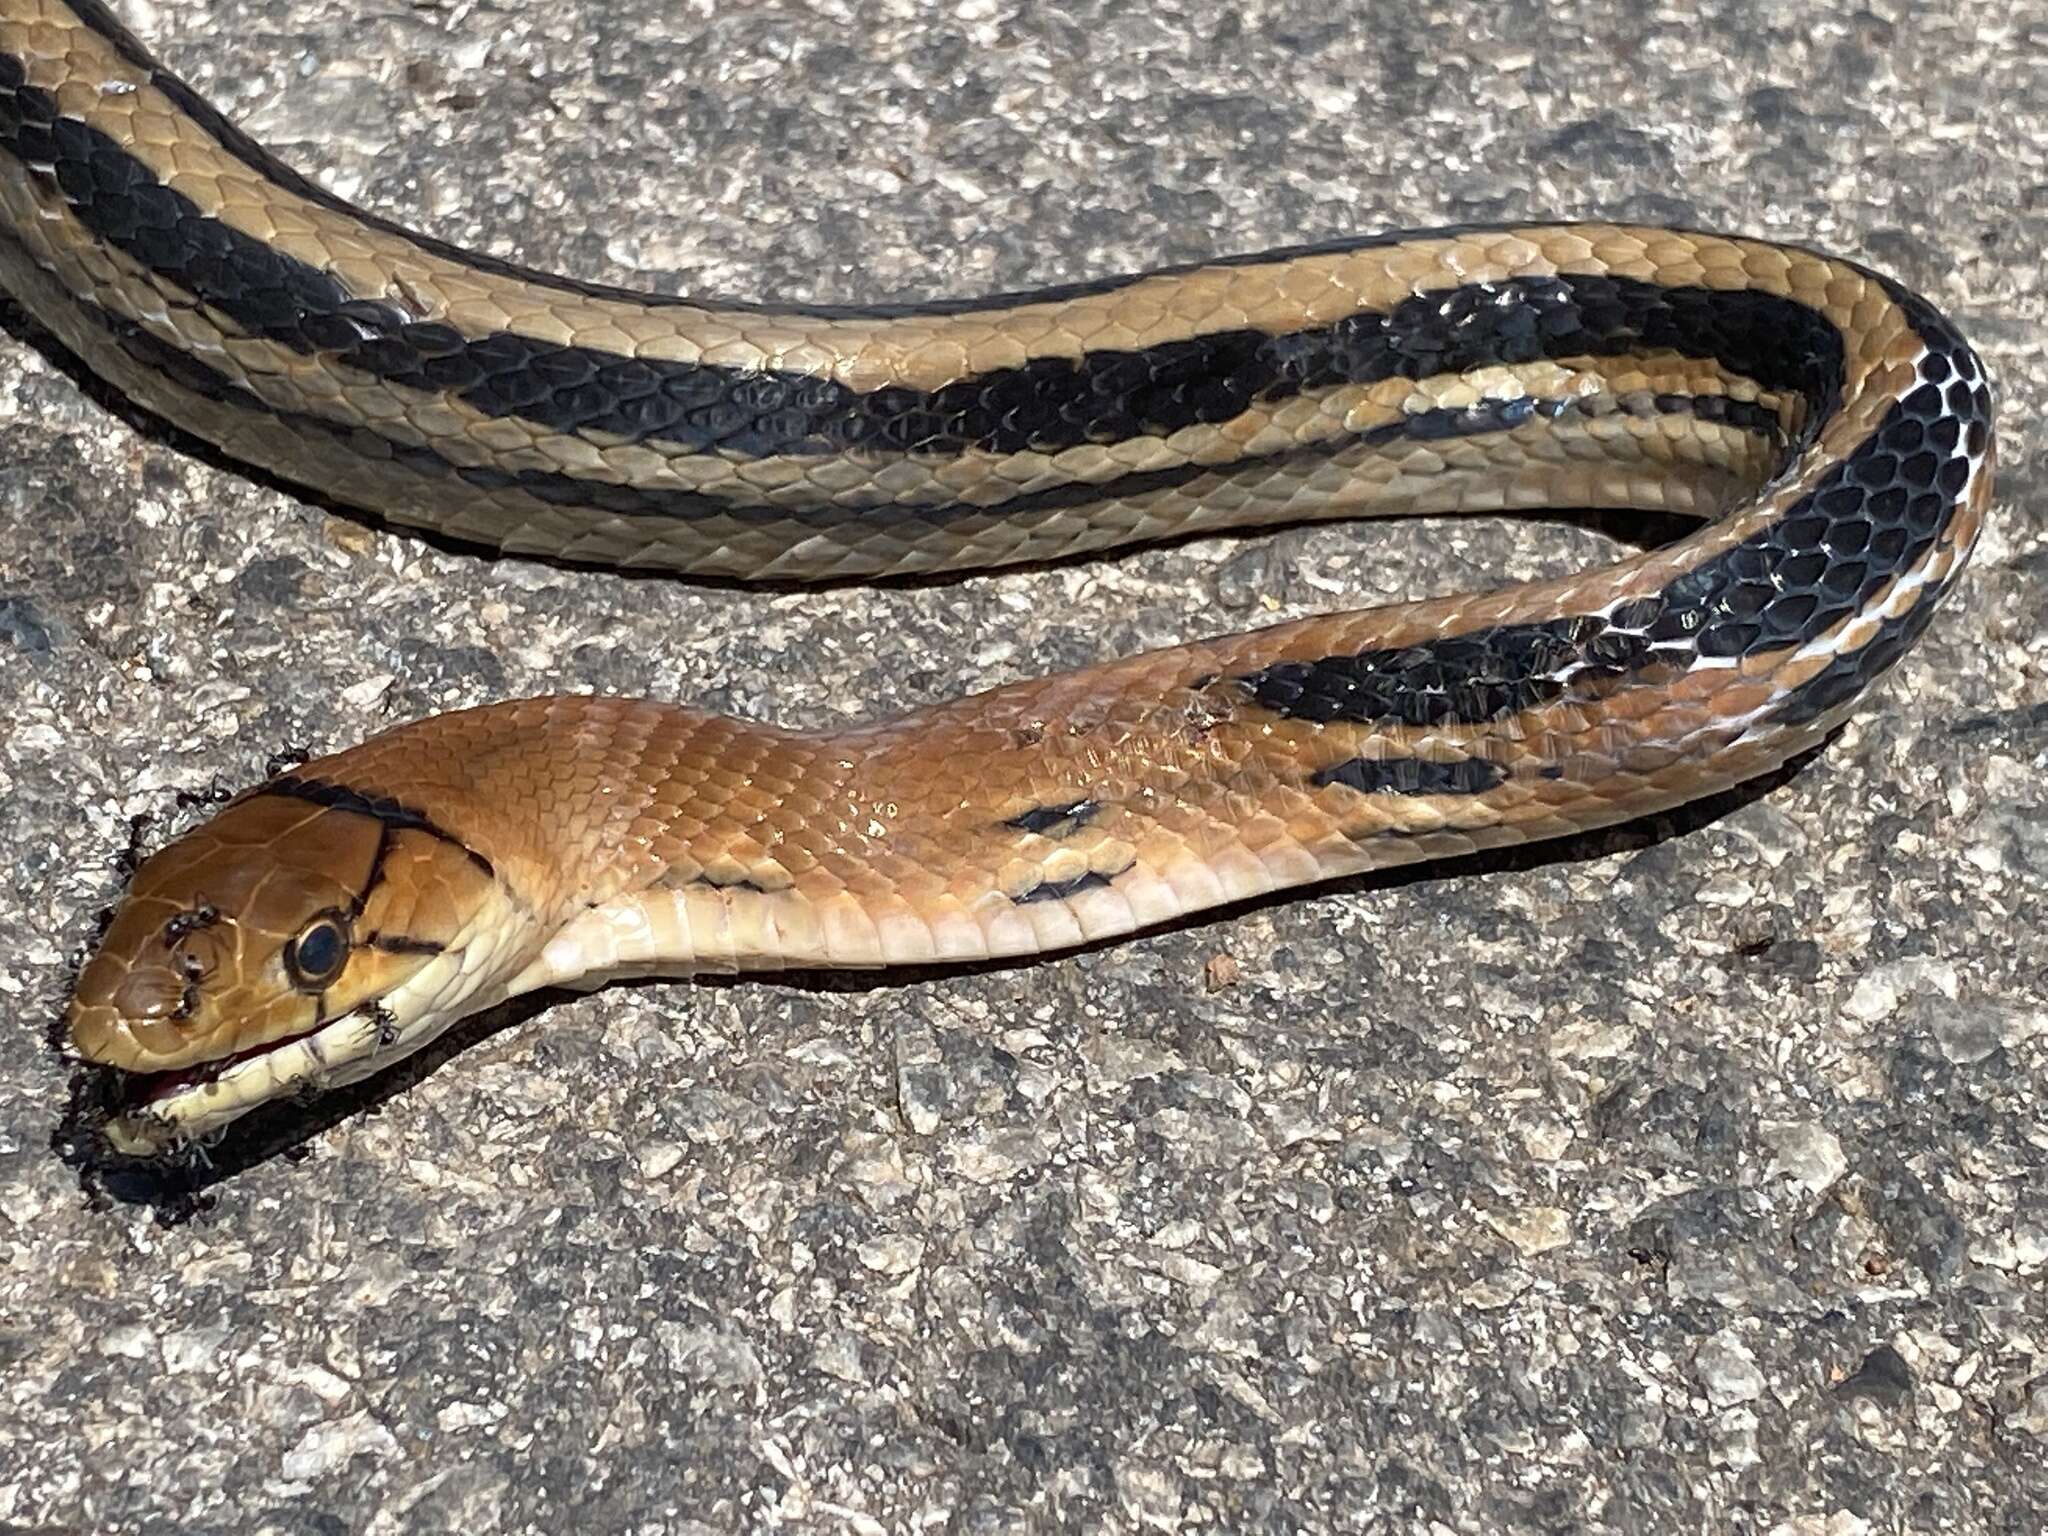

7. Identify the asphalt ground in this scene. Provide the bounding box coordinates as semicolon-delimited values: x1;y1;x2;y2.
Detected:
1;2;2043;1531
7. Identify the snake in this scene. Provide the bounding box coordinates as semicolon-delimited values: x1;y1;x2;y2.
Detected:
7;0;1994;1160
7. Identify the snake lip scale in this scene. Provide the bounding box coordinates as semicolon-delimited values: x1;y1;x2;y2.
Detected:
5;0;1993;1160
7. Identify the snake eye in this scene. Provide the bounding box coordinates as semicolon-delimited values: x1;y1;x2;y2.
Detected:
285;913;352;991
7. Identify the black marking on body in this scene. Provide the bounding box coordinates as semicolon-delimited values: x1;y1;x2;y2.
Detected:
0;65;1841;461
1005;799;1102;837
1241;619;1617;728
1236;294;1988;732
1312;756;1507;796
259;776;496;879
1013;869;1119;904
1769;585;1948;729
690;872;776;894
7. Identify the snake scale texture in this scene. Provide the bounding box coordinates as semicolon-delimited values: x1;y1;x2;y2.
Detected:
1;0;1994;1156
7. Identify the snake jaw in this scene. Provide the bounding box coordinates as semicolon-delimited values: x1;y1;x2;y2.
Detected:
96;996;444;1157
95;1009;379;1157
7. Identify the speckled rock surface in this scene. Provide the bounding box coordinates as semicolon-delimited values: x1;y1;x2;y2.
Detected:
3;2;2044;1531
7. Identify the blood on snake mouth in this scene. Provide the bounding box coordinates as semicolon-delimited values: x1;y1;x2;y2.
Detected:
113;1021;327;1110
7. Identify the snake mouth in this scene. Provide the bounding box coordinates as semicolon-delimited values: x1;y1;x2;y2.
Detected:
118;1022;329;1110
82;1011;383;1159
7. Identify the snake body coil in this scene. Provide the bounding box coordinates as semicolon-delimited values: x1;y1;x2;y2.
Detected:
5;1;1993;1156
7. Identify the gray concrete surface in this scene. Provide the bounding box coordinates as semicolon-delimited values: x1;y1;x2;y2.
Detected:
3;1;2045;1531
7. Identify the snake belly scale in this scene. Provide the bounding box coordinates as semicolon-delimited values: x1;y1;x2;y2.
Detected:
2;0;1993;1156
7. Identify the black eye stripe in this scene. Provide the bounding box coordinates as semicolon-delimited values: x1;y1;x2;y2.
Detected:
366;933;447;957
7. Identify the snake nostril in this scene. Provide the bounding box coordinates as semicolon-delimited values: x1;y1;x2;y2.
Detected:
112;965;193;1028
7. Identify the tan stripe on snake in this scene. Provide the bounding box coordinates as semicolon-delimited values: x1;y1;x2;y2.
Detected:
3;0;1994;1157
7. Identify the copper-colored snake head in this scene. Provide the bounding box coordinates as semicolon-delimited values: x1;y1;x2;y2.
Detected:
68;788;515;1157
